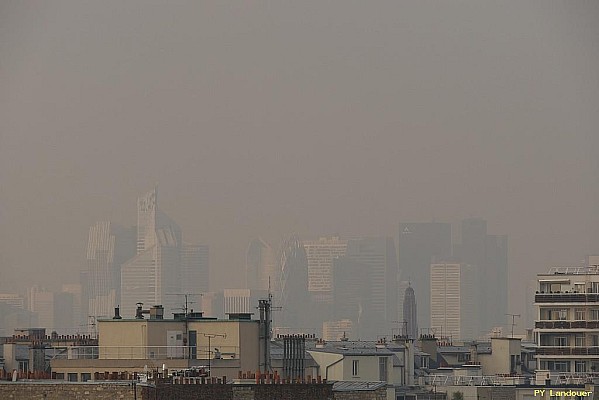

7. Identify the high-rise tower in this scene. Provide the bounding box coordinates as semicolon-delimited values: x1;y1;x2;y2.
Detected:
399;222;452;331
278;235;309;331
86;221;135;321
403;285;418;339
303;236;348;304
245;238;278;292
430;261;479;341
345;237;398;336
181;243;209;295
121;189;182;317
455;218;508;335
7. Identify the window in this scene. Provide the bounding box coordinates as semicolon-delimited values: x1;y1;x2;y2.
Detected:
575;335;585;347
592;282;599;293
553;361;570;372
575;309;585;320
81;373;91;382
379;357;388;382
67;373;78;382
556;309;568;320
593;335;599;347
352;360;359;376
17;361;28;373
575;361;587;373
554;337;567;347
591;310;599;320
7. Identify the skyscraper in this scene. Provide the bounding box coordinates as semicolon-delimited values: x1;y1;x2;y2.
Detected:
278;235;309;330
398;222;452;332
303;236;347;304
344;237;398;336
121;189;183;317
455;218;508;335
332;256;372;338
181;243;209;295
245;238;278;292
403;285;418;339
430;262;479;341
85;221;135;321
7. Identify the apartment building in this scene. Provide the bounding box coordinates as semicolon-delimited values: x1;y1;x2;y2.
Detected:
534;264;599;373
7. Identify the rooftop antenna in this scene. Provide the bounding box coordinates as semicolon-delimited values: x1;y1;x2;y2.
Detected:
167;293;204;359
506;313;521;338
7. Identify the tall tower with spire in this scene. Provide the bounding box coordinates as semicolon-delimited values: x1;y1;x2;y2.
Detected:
403;285;418;339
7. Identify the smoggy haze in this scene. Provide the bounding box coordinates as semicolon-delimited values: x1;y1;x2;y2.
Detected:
1;1;598;323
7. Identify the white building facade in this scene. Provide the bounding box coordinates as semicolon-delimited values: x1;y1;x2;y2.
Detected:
535;264;599;373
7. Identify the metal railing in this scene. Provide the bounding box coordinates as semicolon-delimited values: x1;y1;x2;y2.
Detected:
535;293;599;303
535;321;599;329
426;373;598;386
52;345;239;360
536;346;599;356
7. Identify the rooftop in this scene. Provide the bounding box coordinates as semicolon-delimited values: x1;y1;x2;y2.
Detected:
541;265;599;276
306;341;395;356
332;381;387;391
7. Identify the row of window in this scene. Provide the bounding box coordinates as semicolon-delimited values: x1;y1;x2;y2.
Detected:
539;282;599;293
541;308;599;320
541;360;596;373
540;334;599;347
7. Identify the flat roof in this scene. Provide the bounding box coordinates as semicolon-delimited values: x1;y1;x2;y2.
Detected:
332;381;387;391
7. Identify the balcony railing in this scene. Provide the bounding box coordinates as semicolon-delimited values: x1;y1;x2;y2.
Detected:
535;321;599;329
52;345;240;360
535;293;599;303
536;346;599;356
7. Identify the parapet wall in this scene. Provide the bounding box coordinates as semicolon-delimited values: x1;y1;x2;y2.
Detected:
0;382;141;400
0;381;335;400
145;382;334;400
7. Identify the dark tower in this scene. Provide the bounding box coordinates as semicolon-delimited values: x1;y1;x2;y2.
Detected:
399;222;452;329
403;285;418;339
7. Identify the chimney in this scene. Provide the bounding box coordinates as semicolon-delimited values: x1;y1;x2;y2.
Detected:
150;305;164;320
113;306;122;320
135;303;144;319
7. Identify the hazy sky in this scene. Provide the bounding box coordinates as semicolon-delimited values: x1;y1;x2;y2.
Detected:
1;1;598;320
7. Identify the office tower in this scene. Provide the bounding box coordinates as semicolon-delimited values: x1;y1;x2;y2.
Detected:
396;280;410;331
455;218;508;334
27;286;54;331
344;237;398;335
181;243;209;295
0;294;36;335
86;221;135;321
221;288;268;316
53;292;74;334
303;236;348;304
323;319;353;341
278;235;309;330
0;294;24;309
430;262;479;341
535;265;599;373
245;238;278;291
61;284;83;328
399;223;452;332
403;285;418;339
121;189;182;317
332;256;372;339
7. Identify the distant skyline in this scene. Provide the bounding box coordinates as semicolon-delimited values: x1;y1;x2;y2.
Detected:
1;1;598;332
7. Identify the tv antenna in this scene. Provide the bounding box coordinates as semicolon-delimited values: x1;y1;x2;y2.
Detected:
506;313;521;338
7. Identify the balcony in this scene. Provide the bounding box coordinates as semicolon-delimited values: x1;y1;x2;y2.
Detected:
51;345;240;360
535;321;599;329
536;346;599;356
535;293;599;303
